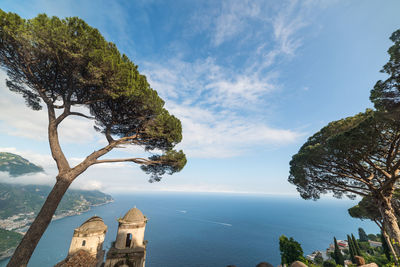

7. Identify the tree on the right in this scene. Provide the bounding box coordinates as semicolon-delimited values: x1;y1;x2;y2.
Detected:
370;29;400;115
289;29;400;257
289;109;400;255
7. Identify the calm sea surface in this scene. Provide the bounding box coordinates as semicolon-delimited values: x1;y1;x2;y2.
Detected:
0;193;377;267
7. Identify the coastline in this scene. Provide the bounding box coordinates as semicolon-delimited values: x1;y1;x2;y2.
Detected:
52;198;114;222
0;199;113;261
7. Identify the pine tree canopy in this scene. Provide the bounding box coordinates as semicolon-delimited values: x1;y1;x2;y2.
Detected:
370;29;400;113
0;10;186;180
289;109;400;200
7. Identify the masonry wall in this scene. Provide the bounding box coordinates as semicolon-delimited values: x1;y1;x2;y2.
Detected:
115;226;145;249
68;232;105;256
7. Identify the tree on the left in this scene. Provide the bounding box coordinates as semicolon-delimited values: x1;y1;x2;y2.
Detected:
0;10;186;267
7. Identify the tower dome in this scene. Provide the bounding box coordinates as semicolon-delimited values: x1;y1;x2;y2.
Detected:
120;207;146;223
77;216;107;234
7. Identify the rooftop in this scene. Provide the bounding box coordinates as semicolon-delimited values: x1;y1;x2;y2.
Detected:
119;207;146;223
76;216;107;234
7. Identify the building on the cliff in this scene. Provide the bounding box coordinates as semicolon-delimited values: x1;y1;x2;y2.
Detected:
68;216;107;267
55;207;147;267
104;207;148;267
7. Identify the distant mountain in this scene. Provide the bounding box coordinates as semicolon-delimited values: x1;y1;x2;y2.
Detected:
0;183;113;220
0;152;114;260
0;182;113;260
0;152;43;177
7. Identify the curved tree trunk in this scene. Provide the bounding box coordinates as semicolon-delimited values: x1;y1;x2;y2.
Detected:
382;226;399;266
7;178;71;267
380;196;400;258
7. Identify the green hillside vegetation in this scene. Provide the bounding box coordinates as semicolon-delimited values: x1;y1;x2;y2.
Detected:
0;229;22;253
0;152;43;177
0;183;113;219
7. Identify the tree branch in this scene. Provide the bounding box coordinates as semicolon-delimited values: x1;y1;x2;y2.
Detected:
365;158;392;179
47;104;70;173
69;112;95;120
68;133;141;178
94;158;161;165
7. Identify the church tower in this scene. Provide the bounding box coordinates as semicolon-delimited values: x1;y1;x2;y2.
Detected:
67;216;107;267
105;207;148;267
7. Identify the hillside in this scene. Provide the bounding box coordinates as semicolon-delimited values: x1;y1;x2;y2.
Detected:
0;183;113;220
0;152;43;177
0;183;113;260
0;229;23;260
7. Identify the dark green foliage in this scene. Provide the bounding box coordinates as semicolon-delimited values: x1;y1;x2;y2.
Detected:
364;253;391;266
314;252;324;265
368;234;379;242
352;234;361;256
358;241;371;251
333;237;344;265
141;150;187;182
0;152;43;177
370;29;400;113
359;228;369;242
288;110;400;200
349;197;382;223
0;182;112;219
279;235;304;265
348;234;356;262
0;9;186;181
381;230;392;261
323;260;336;267
0;228;22;252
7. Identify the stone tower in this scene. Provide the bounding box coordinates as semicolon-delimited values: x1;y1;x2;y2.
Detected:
105;207;148;267
68;216;107;267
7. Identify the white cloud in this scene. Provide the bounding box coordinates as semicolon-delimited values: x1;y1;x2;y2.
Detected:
144;57;277;110
142;57;303;158
169;103;301;158
0;147;152;192
0;71;98;144
212;0;261;46
138;0;336;158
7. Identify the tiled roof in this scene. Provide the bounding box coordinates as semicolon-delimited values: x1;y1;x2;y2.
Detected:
54;249;97;267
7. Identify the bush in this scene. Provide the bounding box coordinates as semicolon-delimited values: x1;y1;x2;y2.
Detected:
323;260;337;267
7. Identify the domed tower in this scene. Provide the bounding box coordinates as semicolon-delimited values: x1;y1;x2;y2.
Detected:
105;207;148;267
68;216;107;266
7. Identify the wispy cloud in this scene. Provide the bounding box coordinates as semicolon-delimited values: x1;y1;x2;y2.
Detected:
143;58;302;158
138;0;333;158
144;57;277;109
212;0;261;46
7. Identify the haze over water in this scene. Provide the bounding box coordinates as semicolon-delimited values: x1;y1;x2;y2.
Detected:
0;193;377;267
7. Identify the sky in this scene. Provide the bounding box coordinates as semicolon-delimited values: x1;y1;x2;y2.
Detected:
0;0;399;195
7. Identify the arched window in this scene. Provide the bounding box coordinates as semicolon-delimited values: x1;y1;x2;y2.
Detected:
82;240;86;246
125;233;132;248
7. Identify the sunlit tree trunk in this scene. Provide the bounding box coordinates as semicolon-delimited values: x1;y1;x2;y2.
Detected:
382;227;399;265
380;194;400;258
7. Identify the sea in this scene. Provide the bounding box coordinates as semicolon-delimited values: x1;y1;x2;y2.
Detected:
0;193;378;267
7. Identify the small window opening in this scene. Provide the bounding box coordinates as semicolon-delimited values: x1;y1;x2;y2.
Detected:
82;240;86;246
126;233;132;248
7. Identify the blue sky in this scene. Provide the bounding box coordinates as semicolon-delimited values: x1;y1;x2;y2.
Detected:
0;0;399;195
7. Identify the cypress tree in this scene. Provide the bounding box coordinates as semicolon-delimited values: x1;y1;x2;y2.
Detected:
347;234;356;263
358;228;368;242
333;237;344;265
352;234;362;256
